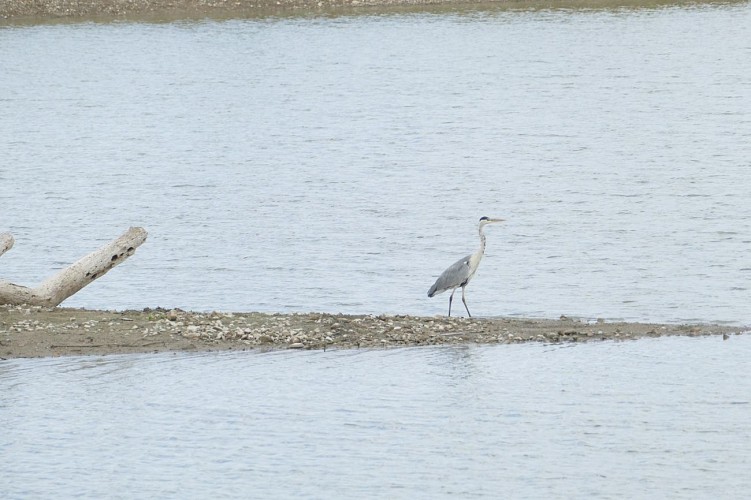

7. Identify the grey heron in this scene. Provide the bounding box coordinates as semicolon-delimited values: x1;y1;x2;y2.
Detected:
427;216;505;317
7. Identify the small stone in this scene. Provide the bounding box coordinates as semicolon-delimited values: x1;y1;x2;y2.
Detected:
183;325;201;339
289;342;304;349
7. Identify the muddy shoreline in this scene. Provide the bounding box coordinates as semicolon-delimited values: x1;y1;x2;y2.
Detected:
1;0;490;20
0;0;716;21
0;305;745;359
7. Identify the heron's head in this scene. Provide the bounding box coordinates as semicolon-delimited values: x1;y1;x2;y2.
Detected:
479;216;505;226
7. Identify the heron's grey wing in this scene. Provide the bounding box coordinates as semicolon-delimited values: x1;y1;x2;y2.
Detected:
427;254;472;297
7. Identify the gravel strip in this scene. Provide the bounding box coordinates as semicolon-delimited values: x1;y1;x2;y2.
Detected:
1;304;744;358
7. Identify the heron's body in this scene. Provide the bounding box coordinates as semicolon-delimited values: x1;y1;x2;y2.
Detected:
427;217;504;317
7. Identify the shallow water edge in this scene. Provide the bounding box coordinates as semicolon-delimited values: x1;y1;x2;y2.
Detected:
1;305;746;359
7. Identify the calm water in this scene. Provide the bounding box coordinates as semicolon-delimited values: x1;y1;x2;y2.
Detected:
2;6;751;495
1;2;750;324
1;335;750;498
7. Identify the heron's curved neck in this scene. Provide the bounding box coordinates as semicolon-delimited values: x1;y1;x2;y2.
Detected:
477;224;487;255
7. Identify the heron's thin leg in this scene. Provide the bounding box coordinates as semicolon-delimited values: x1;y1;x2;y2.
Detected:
448;289;456;317
461;286;471;318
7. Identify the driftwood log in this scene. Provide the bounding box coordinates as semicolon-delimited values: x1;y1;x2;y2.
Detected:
0;227;147;307
0;232;14;258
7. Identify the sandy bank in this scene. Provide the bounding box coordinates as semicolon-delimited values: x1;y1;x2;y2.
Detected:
0;305;744;359
1;0;490;20
1;0;715;21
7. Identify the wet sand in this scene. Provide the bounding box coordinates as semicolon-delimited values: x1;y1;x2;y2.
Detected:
1;304;744;359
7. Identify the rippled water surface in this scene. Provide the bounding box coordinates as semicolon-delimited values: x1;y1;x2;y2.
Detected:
1;2;750;324
1;336;750;498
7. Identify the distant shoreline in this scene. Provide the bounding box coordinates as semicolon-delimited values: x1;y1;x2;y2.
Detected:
0;0;724;21
1;305;745;359
0;0;486;20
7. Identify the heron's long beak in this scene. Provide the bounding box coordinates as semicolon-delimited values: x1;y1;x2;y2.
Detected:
487;218;505;223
